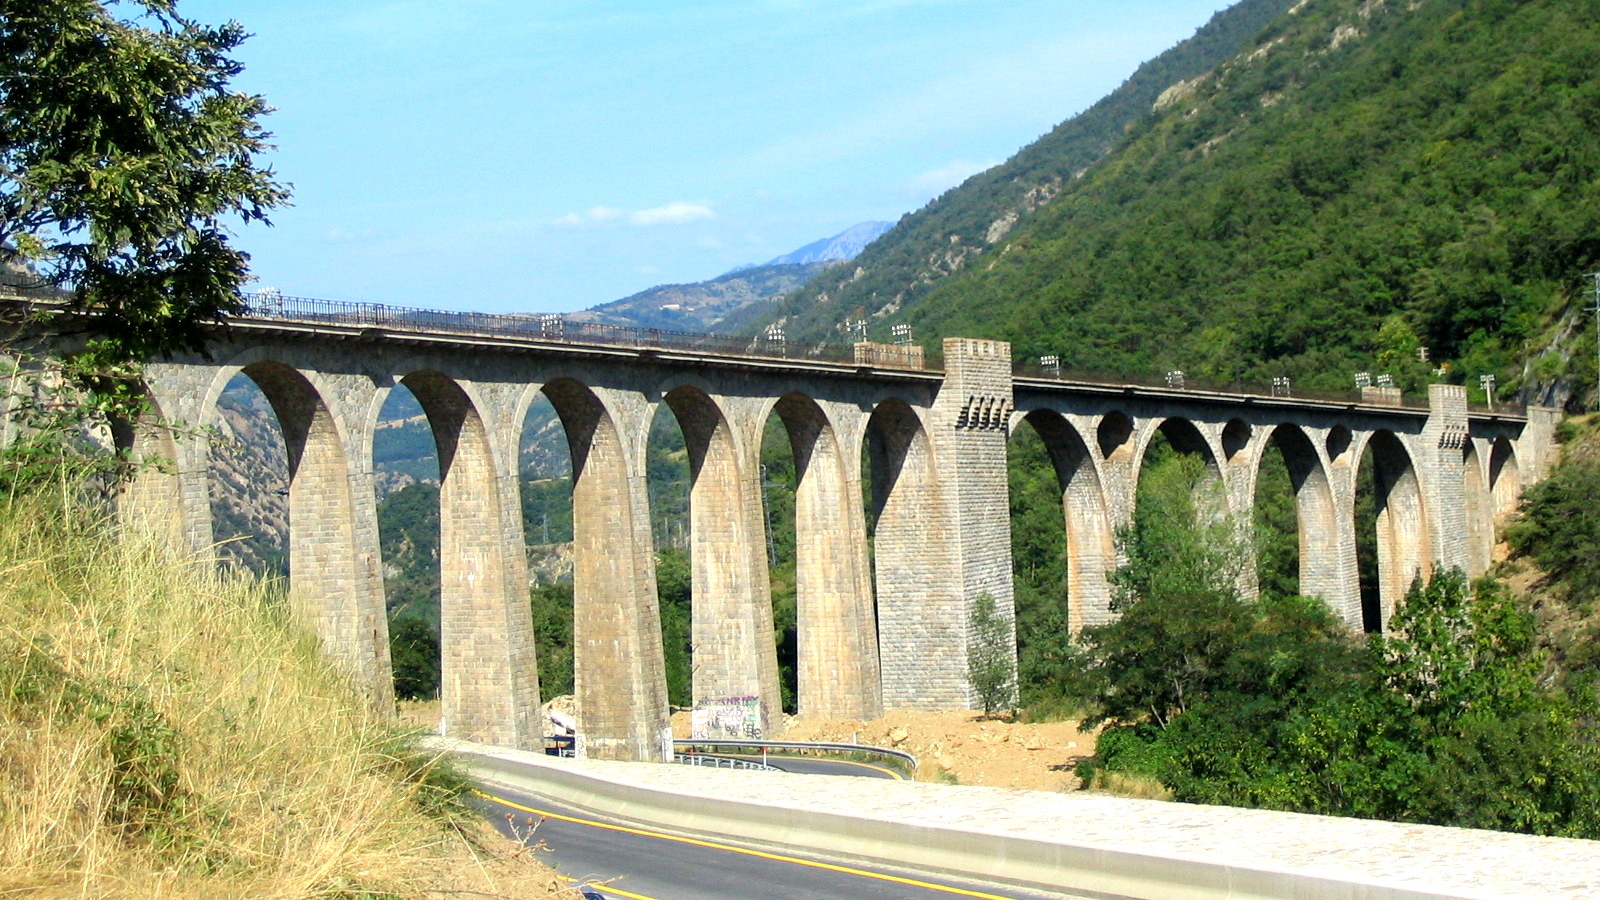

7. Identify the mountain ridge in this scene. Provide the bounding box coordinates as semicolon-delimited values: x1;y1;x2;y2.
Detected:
764;0;1600;408
759;0;1301;343
569;221;889;332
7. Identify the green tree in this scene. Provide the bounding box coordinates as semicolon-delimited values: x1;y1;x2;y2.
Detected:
1006;424;1075;711
388;616;440;701
530;582;574;699
1364;571;1600;836
1508;443;1600;613
966;592;1016;717
1080;452;1253;726
1;0;288;362
656;547;692;707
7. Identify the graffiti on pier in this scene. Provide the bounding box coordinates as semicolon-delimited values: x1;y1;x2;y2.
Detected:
691;695;768;740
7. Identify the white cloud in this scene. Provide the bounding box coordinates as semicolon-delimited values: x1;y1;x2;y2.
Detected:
324;226;378;243
553;202;715;228
630;202;716;226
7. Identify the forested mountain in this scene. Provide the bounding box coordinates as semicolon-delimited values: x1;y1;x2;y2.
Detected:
768;0;1600;408
762;0;1299;341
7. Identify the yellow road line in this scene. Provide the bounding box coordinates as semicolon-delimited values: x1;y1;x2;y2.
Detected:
560;874;660;900
478;789;1023;900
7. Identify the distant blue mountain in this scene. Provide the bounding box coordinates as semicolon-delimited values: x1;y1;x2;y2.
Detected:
572;221;895;332
766;221;892;266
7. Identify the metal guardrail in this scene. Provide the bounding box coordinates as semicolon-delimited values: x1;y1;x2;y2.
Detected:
672;738;918;776
541;734;915;774
675;753;780;772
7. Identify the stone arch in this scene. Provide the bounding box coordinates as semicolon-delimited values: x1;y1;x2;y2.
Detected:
541;377;670;760
111;385;193;546
1326;425;1354;467
1357;430;1430;631
1489;437;1521;517
1022;410;1115;631
1261;424;1342;605
770;392;880;720
1462;442;1492;577
658;384;781;737
863;397;958;708
1131;417;1229;517
1097;411;1135;461
214;359;392;711
1221;418;1252;462
398;368;537;747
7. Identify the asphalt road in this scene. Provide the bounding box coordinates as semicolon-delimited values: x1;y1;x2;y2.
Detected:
696;753;903;778
474;786;1082;900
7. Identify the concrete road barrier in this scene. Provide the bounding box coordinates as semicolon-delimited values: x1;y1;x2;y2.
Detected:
439;738;1590;900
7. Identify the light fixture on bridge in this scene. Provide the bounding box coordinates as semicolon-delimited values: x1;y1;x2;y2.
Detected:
1165;370;1185;389
1479;373;1496;411
1040;354;1060;377
764;323;785;346
539;313;565;336
891;323;912;346
1271;376;1291;397
1354;371;1371;390
843;318;868;342
246;286;284;316
1375;373;1394;389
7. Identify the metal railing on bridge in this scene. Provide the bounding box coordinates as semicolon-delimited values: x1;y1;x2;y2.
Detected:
237;291;938;371
1;284;1526;415
1014;357;1523;416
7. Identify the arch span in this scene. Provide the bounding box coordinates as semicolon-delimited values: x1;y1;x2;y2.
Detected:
228;360;393;711
773;393;880;720
400;369;538;748
543;377;671;760
660;384;782;737
1358;431;1430;631
1489;437;1521;517
864;398;959;708
1463;442;1492;577
1022;410;1115;631
1261;424;1343;609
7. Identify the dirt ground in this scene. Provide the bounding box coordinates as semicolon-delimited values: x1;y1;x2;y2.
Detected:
769;709;1096;791
401;699;1096;792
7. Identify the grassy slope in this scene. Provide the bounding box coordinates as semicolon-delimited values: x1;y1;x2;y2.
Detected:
0;494;571;899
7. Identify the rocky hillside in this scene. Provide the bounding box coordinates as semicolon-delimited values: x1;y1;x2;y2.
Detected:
210;378;288;575
569;222;890;333
761;0;1299;342
766;221;892;266
566;260;832;332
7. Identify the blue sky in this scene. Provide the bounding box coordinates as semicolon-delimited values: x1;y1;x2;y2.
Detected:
183;1;1233;314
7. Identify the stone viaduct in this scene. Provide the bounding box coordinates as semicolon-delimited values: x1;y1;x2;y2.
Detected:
17;298;1555;762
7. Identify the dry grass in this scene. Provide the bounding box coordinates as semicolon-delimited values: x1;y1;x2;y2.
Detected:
0;493;574;899
1081;770;1175;801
